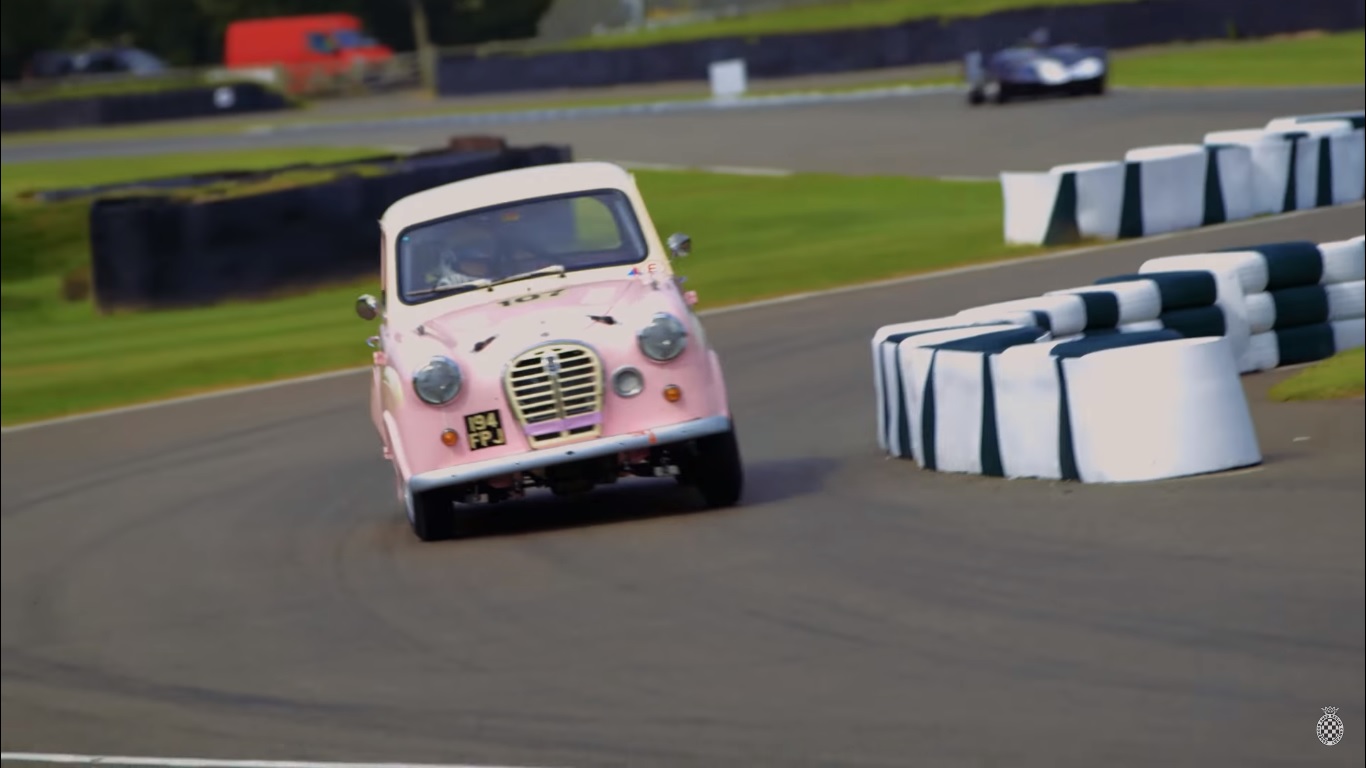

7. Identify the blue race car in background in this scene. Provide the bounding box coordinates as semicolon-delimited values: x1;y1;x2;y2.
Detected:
965;29;1108;105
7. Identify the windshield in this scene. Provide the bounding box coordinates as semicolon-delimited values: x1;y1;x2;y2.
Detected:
396;189;650;304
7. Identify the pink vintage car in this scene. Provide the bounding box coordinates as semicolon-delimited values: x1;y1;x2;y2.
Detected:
356;161;744;541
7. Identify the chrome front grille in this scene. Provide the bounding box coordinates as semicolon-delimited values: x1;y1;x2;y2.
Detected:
504;343;605;448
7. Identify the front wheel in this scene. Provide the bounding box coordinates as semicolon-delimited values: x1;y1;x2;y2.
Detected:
406;486;471;542
677;425;745;508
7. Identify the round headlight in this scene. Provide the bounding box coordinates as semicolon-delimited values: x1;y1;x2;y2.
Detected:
412;356;463;405
612;366;645;397
637;312;689;362
1035;59;1067;84
1071;57;1102;79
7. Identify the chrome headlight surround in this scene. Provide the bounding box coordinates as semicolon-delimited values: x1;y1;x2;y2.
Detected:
412;355;463;405
637;312;689;362
612;366;646;397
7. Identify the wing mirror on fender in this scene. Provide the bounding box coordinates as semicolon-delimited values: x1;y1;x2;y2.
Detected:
356;294;379;321
666;232;692;259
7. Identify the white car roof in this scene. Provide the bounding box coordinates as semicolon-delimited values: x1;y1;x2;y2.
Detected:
380;160;637;233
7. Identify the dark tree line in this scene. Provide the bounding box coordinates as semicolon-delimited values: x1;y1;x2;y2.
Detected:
0;0;555;79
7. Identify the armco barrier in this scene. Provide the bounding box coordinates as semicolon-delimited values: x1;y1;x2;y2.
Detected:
872;234;1364;483
86;142;571;311
1003;110;1366;246
435;0;1364;96
0;82;291;134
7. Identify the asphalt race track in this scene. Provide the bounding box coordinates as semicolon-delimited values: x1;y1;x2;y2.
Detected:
3;86;1363;177
3;85;1365;768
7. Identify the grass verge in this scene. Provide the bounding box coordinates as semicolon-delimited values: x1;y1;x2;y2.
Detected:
1;150;1038;425
1267;348;1366;402
1111;30;1365;88
561;0;1125;50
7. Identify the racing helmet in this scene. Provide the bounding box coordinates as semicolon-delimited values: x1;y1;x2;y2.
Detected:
441;228;499;279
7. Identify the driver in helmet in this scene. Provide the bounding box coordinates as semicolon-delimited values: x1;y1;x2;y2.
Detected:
429;224;502;289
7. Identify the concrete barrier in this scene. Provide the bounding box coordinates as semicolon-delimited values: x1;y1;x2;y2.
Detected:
1002;110;1366;246
872;234;1364;483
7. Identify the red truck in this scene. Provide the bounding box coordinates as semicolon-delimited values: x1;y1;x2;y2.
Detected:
223;13;394;93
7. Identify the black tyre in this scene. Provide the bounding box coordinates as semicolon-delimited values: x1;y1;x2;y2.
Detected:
677;425;745;509
967;87;985;106
407;487;464;542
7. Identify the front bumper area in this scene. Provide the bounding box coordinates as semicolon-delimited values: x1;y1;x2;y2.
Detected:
406;414;733;496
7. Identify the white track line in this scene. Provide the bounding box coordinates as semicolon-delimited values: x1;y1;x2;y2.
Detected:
0;754;560;768
2;201;1359;435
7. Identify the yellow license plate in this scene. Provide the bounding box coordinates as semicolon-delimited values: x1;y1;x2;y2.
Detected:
464;409;507;451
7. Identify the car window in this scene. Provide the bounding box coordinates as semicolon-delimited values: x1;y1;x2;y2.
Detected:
396;189;650;305
307;32;335;55
333;30;379;49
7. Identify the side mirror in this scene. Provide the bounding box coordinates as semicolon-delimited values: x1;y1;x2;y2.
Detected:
356;294;379;321
666;232;692;259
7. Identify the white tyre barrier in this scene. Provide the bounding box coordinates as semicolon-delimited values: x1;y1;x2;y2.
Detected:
1140;237;1365;294
1279;120;1362;208
1000;171;1070;246
1046;280;1163;326
1001;110;1366;246
906;326;1051;475
1096;267;1253;370
1321;235;1366;283
1060;336;1262;483
989;329;1183;480
1266;111;1366;131
1109;266;1251;368
1266;113;1366;203
895;325;1047;465
874;234;1363;484
1000;160;1129;245
1202;143;1259;224
1054;161;1126;240
1246;318;1366;370
1120;145;1208;238
872;318;1041;455
1244;281;1366;335
954;294;1094;335
1203;128;1296;216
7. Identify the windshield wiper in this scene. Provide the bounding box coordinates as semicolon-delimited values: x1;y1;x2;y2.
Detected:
482;264;566;289
407;284;479;298
406;266;566;299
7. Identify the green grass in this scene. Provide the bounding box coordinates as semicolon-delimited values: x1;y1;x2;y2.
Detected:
1267;348;1366;402
562;0;1126;50
1112;30;1365;87
0;151;1037;425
